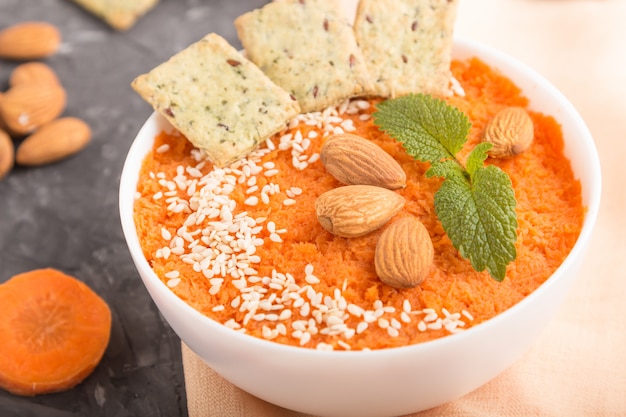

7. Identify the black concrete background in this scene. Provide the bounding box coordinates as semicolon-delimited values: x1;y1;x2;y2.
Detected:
0;0;268;415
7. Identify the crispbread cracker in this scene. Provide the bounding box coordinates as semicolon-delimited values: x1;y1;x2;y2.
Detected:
354;0;458;98
235;0;373;113
131;33;300;167
70;0;159;31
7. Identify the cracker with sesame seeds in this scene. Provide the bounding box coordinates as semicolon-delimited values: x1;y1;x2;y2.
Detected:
131;33;301;167
234;0;374;113
354;0;458;98
70;0;159;31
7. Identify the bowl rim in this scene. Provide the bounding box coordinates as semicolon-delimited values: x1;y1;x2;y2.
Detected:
119;36;602;358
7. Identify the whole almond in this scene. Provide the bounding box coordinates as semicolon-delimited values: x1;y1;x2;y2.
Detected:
9;62;61;87
16;117;91;166
0;83;67;135
375;217;434;288
0;22;61;60
321;133;406;189
483;106;534;158
315;185;404;238
0;129;14;180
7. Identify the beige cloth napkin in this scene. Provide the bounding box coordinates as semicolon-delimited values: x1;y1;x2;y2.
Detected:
183;1;626;416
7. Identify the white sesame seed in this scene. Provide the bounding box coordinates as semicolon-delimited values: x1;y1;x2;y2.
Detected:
300;302;310;316
462;309;474;321
340;119;355;132
363;311;377;323
276;323;287;335
427;319;443;330
305;275;320;285
401;312;411;323
156;144;170;153
264;169;279;177
167;278;181;288
356;100;370;110
171;247;185;255
316;343;334;351
292;142;304;153
283;198;296;206
308;153;320;164
224;319;240;330
265;313;279;321
300;332;312;346
279;309;292;321
424;312;438;323
244;196;259;206
165;270;179;279
356;322;368;334
186;166;203;178
337;340;351;350
161;228;172;241
290;187;302;196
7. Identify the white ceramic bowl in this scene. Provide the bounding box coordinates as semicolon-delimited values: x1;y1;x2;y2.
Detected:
119;38;601;417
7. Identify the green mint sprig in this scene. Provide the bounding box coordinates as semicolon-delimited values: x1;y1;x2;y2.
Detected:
373;94;517;281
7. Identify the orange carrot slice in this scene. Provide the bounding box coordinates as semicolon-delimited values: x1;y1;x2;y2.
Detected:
0;268;111;396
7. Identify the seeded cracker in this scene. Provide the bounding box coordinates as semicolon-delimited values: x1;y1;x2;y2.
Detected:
131;33;300;167
354;0;458;98
234;0;374;113
70;0;159;31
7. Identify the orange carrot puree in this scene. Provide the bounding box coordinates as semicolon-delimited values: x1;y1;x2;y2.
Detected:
133;58;584;350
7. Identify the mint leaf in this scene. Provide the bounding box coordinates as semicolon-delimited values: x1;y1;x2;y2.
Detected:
374;94;471;165
434;166;517;281
373;94;518;281
426;159;466;182
465;142;492;177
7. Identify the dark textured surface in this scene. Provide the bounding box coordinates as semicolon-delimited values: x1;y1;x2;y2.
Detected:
0;0;267;415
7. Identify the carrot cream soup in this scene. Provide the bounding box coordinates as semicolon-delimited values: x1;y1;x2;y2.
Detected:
133;58;584;351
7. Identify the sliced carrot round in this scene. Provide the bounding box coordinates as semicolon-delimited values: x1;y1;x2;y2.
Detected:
0;268;111;396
